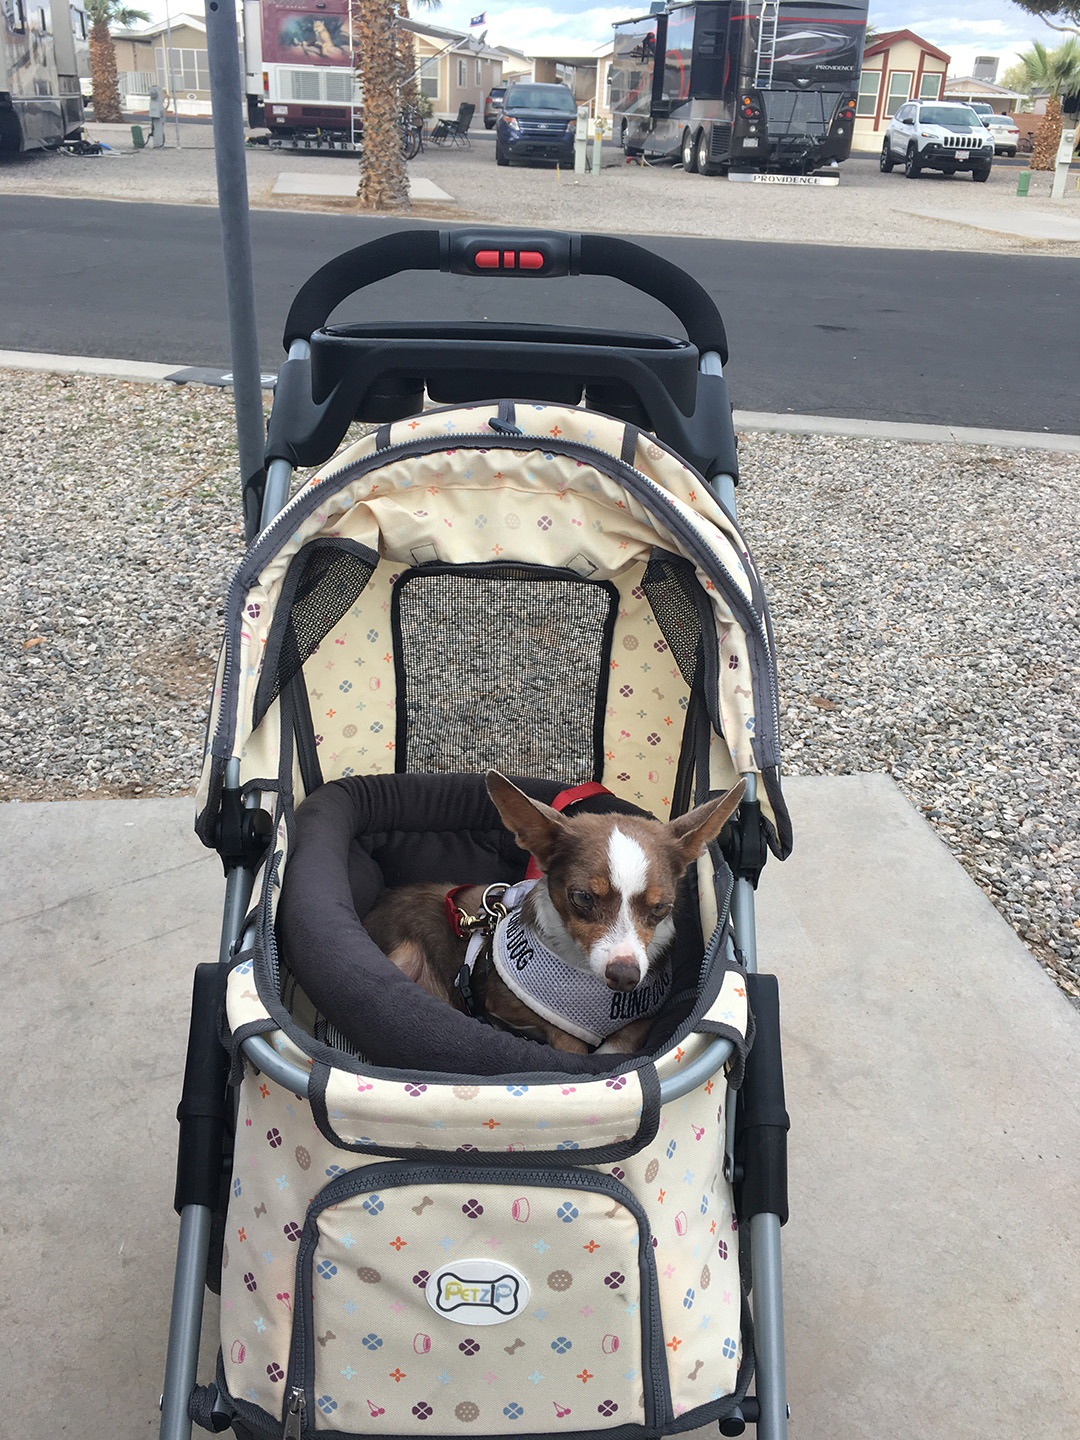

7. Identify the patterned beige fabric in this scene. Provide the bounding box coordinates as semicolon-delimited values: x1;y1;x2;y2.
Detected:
221;961;746;1432
199;400;772;829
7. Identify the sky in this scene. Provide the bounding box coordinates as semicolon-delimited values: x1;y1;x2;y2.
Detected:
408;0;1056;73
149;1;1065;79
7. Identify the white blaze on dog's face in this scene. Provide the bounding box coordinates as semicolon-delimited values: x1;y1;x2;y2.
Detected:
486;772;746;993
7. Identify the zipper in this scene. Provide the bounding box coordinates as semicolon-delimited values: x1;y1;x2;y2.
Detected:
282;1386;304;1440
212;423;781;780
287;1161;670;1430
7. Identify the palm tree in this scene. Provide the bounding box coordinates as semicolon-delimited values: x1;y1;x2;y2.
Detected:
1019;37;1080;166
354;0;439;210
85;0;151;124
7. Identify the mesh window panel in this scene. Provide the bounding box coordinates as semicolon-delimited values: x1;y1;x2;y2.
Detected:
254;540;378;729
641;550;705;689
393;566;618;781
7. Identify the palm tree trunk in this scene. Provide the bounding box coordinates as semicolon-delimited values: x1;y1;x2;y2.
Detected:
1032;94;1063;169
355;0;408;209
89;20;123;123
396;0;419;112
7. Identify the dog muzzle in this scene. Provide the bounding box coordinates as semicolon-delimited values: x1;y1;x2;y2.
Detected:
484;881;672;1047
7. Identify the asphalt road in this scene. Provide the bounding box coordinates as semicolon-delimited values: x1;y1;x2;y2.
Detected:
2;193;1076;433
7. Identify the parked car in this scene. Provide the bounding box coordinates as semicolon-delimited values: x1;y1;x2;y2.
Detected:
966;101;995;119
880;101;995;180
495;81;577;166
984;113;1021;156
483;87;506;129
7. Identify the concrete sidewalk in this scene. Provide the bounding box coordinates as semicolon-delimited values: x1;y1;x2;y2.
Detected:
899;203;1080;243
2;775;1077;1438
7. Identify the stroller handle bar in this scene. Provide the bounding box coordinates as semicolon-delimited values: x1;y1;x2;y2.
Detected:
240;1031;734;1106
283;228;729;364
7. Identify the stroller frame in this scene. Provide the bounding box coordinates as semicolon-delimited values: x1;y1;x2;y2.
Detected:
161;228;790;1440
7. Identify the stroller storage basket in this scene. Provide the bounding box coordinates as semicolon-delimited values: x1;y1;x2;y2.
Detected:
217;957;753;1439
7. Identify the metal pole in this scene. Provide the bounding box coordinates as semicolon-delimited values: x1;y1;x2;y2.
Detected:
159;1204;212;1440
163;0;182;147
750;1213;789;1440
203;0;267;541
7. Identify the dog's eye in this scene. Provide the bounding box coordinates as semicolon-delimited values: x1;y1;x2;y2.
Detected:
569;890;595;914
649;902;673;922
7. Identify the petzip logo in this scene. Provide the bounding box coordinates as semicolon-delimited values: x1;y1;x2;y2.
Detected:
425;1260;530;1325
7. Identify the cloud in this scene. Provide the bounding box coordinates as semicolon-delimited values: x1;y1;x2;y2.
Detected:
927;18;1020;39
435;1;623;52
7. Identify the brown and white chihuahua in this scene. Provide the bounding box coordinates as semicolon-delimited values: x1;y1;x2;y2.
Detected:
363;772;746;1056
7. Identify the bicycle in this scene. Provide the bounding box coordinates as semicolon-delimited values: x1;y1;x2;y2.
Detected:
400;104;424;160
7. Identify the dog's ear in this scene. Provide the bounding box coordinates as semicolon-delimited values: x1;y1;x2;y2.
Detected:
666;779;746;866
486;771;566;869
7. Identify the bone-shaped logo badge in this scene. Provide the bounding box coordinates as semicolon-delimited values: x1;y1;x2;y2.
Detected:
436;1272;520;1315
426;1259;530;1325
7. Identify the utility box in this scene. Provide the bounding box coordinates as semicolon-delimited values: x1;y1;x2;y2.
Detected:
1051;125;1077;201
574;102;590;174
148;86;166;148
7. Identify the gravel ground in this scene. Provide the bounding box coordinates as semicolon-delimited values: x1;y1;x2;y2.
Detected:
2;369;1077;1005
2;121;1078;256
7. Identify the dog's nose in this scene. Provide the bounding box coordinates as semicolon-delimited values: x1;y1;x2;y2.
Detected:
605;958;640;992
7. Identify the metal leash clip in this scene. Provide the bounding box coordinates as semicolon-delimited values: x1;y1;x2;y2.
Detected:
449;883;510;938
478;883;509;929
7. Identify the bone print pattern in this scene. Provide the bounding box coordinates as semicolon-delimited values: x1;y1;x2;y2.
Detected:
220;1049;743;1431
220;399;765;830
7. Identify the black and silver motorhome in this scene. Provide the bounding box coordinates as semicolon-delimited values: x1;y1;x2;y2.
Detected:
610;0;868;175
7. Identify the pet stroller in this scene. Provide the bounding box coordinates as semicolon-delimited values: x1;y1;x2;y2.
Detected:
162;228;793;1440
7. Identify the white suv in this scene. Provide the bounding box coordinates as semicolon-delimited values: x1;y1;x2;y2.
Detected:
880;101;994;181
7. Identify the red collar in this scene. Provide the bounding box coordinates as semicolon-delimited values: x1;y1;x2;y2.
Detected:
524;782;612;879
444;884;476;939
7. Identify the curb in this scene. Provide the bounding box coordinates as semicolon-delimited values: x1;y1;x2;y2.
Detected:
3;349;1079;454
733;409;1080;454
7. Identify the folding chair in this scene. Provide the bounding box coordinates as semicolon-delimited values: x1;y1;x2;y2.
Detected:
430;101;475;147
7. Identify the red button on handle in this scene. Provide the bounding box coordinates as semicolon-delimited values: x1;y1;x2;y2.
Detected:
518;251;544;270
474;250;500;268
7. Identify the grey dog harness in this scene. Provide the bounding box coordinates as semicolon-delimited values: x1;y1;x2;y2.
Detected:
460;879;672;1047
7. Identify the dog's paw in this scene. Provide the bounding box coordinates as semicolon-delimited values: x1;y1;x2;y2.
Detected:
595;1018;651;1055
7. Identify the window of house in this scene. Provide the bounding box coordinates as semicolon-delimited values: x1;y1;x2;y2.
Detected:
418;56;439;99
457;58;467;87
884;70;913;117
157;46;211;93
919;71;942;100
856;68;881;116
475;59;481;85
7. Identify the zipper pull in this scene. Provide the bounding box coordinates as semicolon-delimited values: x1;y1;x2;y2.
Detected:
488;417;524;435
283;1387;305;1440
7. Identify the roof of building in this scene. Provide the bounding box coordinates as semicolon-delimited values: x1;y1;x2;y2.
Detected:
864;30;950;65
115;14;206;42
943;76;1022;98
400;18;504;61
